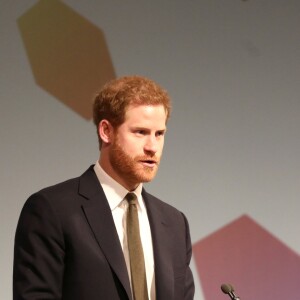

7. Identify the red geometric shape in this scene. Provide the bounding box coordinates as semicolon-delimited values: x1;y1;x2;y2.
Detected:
17;0;116;119
193;215;300;300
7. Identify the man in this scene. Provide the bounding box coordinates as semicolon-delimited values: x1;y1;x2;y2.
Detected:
13;76;195;300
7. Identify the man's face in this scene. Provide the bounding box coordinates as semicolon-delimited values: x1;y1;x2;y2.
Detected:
109;104;167;190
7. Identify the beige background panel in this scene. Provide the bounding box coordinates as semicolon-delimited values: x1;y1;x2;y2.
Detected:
18;0;115;119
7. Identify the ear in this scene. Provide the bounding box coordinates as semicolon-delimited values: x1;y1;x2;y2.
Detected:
98;120;114;145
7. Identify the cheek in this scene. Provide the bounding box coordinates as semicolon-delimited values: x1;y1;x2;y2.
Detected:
158;139;165;152
120;139;142;156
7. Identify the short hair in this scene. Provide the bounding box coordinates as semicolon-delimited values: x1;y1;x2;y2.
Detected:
93;75;171;146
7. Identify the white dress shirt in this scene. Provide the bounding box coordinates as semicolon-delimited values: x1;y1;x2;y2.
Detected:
94;161;156;300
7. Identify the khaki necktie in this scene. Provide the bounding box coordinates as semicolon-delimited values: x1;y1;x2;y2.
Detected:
126;193;149;300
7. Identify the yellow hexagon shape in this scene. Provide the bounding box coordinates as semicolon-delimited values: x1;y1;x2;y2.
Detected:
18;0;116;119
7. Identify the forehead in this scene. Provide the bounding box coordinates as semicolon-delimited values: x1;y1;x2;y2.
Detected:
124;104;167;126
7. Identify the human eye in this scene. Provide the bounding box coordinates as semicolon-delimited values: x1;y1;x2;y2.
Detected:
134;129;146;136
156;130;165;137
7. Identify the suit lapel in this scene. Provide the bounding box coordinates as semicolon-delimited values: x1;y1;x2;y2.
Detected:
143;190;174;300
79;166;132;300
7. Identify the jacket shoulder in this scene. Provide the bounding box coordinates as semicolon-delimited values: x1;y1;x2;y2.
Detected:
24;165;96;209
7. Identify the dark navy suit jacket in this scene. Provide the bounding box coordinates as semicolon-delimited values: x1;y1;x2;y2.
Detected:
13;166;194;299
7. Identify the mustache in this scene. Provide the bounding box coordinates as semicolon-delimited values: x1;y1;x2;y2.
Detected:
135;155;160;163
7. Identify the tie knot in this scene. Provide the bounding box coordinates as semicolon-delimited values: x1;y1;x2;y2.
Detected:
126;192;137;205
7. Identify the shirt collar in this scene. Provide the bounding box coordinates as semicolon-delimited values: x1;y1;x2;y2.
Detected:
93;161;143;211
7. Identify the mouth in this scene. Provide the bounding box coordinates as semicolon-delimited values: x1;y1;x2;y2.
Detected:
140;159;158;168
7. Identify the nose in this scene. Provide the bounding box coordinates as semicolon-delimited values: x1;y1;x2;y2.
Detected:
144;135;159;155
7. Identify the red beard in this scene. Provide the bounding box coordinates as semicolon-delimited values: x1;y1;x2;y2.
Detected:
109;138;160;188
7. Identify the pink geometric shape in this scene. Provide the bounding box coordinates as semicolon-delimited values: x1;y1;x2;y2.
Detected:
193;215;300;300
